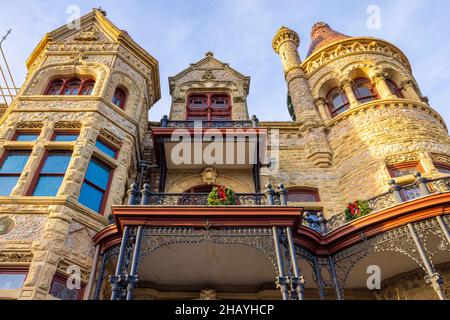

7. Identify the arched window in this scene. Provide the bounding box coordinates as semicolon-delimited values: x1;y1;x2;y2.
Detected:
46;80;64;95
287;188;320;203
45;77;95;96
327;87;349;117
112;88;127;109
353;78;378;103
386;79;403;98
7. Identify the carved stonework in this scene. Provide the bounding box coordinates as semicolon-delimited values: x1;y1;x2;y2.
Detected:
385;152;421;166
0;251;33;263
200;289;217;300
202;70;216;80
200;168;218;185
16;121;44;129
56;260;90;282
54;121;82;129
430;153;450;166
98;128;123;147
74;26;100;42
0;217;15;235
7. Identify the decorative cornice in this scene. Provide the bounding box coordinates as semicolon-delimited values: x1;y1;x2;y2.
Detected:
301;38;412;76
325;99;447;131
272;26;300;54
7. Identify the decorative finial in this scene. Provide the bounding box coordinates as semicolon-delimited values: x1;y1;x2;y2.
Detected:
311;22;331;36
95;7;107;16
205;51;214;57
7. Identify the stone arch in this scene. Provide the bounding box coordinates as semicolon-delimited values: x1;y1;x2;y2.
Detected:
24;62;109;97
341;62;372;82
107;71;143;119
312;71;342;98
167;173;253;193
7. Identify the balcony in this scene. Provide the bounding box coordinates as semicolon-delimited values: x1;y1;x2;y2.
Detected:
160;115;260;129
302;174;450;234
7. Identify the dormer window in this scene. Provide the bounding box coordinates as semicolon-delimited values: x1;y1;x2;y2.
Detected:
45;77;95;96
112;88;127;109
186;93;232;121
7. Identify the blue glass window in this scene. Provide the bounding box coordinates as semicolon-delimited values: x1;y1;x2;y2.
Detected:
78;158;112;213
96;140;117;158
0;273;27;290
0;151;30;196
32;152;72;196
53;133;79;142
14;133;39;142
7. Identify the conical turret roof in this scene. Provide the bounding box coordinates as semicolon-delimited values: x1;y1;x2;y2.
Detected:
307;22;350;57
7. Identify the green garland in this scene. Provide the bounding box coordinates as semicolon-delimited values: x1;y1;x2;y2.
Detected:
344;200;372;222
208;187;237;206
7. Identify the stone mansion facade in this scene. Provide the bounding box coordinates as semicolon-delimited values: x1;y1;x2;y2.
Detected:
0;9;449;300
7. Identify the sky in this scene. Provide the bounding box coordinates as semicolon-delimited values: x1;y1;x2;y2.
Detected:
0;0;449;124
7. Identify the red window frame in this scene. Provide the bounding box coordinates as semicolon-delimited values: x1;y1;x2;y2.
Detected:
435;163;450;175
112;87;128;109
386;79;403;98
49;273;85;300
287;188;321;203
96;137;119;159
0;150;31;193
50;129;80;142
44;77;95;96
80;157;114;215
11;129;41;141
0;267;29;290
186;93;232;121
388;162;424;178
353;78;379;103
327;87;350;117
26;150;72;196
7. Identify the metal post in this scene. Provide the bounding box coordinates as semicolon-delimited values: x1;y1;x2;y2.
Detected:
110;226;130;301
286;227;305;300
278;184;288;206
388;180;404;204
436;216;450;246
407;223;447;300
93;253;107;300
141;184;151;205
272;227;289;300
265;184;275;206
328;256;343;300
251;115;259;128
312;256;326;300
161;115;169;128
128;184;139;205
83;245;100;300
415;172;431;196
126;226;144;300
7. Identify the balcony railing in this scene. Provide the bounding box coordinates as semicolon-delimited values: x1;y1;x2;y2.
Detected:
126;183;287;207
302;174;450;235
160;115;260;129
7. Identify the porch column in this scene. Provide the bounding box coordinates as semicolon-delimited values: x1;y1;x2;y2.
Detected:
93;252;107;300
328;256;343;300
83;244;100;300
110;226;130;301
312;256;326;300
407;223;447;300
272;227;289;300
286;226;305;300
126;226;144;300
436;216;450;246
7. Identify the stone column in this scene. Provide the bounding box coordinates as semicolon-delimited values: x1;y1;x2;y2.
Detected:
314;98;331;122
371;72;397;99
400;79;422;101
340;79;358;109
272;27;323;129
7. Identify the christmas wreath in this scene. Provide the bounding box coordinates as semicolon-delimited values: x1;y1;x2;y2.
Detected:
345;200;372;222
207;187;237;206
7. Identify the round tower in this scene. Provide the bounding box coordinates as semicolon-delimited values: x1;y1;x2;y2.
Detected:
300;22;450;202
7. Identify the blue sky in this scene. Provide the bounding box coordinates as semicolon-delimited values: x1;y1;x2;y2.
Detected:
0;0;449;124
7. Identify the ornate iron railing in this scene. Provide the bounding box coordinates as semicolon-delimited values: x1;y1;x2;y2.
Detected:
126;183;287;207
160;115;260;129
303;175;450;235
